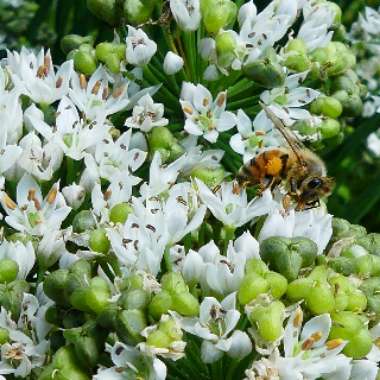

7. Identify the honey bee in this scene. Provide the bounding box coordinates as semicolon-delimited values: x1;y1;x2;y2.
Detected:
235;103;334;210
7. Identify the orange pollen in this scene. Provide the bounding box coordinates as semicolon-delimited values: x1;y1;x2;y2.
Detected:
302;338;315;351
375;337;380;348
46;186;58;204
3;194;17;210
326;339;344;350
265;156;283;176
27;189;41;210
217;92;226;107
203;97;210;107
293;309;303;327
79;74;87;89
183;106;193;115
92;81;101;95
102;86;109;100
310;331;323;342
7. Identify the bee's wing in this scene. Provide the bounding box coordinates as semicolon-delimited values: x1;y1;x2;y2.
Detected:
260;102;307;166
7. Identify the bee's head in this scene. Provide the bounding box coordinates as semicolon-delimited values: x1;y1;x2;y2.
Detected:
299;176;335;204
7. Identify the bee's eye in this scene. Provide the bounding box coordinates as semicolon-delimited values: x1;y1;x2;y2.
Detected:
308;178;322;189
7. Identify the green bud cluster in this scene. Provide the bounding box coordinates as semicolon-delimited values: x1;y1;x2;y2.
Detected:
146;316;183;348
260;236;318;281
149;272;199;319
200;0;237;34
86;0;158;26
63;34;127;75
148;127;184;163
238;258;288;305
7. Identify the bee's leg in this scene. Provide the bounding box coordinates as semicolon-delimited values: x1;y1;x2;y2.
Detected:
290;177;298;194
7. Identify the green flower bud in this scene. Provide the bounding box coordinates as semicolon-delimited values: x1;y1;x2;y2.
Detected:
43;269;69;306
238;274;269;305
62;310;86;329
328;257;355;276
86;276;111;314
117;309;147;343
290;237;318;267
305;283;335;315
342;244;368;259
161;272;188;294
243;57;285;89
171;292;199;316
89;228;110;254
124;0;155;25
72;210;96;233
331;75;358;95
61;34;94;55
159;318;183;341
119;289;151;310
149;291;173;320
97;303;119;329
345;289;367;312
147;330;172;348
319;118;340;139
343;329;372;359
202;0;237;34
0;259;18;284
109;202;133;224
286;278;313;302
265;272;288;299
357;233;380;256
95;42;115;62
284;52;311;72
310;96;343;118
250;301;285;342
120;273;144;291
332;217;366;241
0;328;9;344
45;305;61;325
87;0;117;25
216;31;237;67
191;166;226;188
334;290;349;311
361;278;380;315
245;258;269;276
105;54;121;73
73;50;97;76
339;93;364;117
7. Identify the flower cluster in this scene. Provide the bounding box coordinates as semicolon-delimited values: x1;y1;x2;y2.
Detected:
0;1;378;380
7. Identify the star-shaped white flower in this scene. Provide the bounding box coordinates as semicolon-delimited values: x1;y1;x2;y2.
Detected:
6;48;73;105
180;83;236;143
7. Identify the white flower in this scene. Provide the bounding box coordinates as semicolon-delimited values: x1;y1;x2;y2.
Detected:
258;206;333;254
126;26;157;66
196;179;275;228
367;131;380;156
0;240;35;280
94;341;167;380
181;232;260;295
230;109;281;163
163;51;184;75
83;129;146;191
15;132;62;182
62;183;85;210
170;0;201;31
108;183;205;275
125;94;168;132
180;83;236;143
297;2;335;51
239;0;298;61
0;298;50;379
6;48;73;105
0;68;23;144
139;152;186;199
173;293;252;363
349;360;379;380
246;306;351;380
69;66;129;122
29;97;111;161
366;322;380;363
0;174;71;236
255;71;320;132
